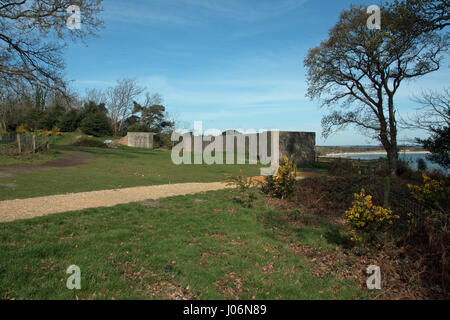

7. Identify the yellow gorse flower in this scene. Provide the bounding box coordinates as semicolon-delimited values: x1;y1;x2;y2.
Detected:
408;173;448;204
268;154;297;199
343;188;399;242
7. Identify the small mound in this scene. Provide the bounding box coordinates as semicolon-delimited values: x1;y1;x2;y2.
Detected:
72;138;107;148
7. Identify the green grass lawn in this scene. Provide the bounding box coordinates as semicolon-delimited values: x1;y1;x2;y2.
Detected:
0;189;369;300
0;132;115;166
0;148;64;165
0;141;264;201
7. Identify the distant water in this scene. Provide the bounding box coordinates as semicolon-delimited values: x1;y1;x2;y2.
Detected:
332;152;448;174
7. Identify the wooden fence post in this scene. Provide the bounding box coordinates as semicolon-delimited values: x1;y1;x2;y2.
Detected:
32;134;36;153
16;133;21;153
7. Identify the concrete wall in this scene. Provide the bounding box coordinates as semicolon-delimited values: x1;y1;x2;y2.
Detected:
181;131;316;166
279;131;316;165
127;132;155;149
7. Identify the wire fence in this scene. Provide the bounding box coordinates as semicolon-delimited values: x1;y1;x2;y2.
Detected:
391;193;424;217
317;156;386;174
0;132;16;143
0;132;49;154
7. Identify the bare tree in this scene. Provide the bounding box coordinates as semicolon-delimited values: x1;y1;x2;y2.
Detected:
142;92;163;108
106;78;145;135
85;88;106;105
408;88;450;131
407;89;450;169
0;0;103;92
392;0;449;31
0;86;13;131
304;4;448;176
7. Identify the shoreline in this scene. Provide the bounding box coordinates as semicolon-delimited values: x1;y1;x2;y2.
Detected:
323;150;430;157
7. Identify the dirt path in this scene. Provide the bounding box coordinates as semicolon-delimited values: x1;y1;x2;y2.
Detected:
0;182;230;223
0;170;322;223
0;151;90;177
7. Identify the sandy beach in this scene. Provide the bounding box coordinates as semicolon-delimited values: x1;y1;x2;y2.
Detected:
323;150;430;157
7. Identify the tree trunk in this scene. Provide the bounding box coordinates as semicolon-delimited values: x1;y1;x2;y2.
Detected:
387;93;398;177
0;119;6;132
386;146;398;177
384;145;398;208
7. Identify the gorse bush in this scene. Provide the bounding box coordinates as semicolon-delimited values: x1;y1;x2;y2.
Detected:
15;124;27;133
262;155;297;199
15;124;61;136
406;173;449;242
408;174;449;207
225;170;258;208
344;188;399;242
405;173;450;294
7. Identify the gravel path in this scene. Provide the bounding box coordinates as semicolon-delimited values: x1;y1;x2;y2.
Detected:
0;182;230;223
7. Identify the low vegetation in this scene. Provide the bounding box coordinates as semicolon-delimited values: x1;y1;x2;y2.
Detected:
71;138;108;148
0;190;368;300
261;155;297;200
288;161;449;298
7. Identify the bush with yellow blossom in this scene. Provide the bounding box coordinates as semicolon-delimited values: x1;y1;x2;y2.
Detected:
406;173;449;232
14;124;62;153
408;173;449;208
262;155;297;199
15;124;28;133
344;188;399;242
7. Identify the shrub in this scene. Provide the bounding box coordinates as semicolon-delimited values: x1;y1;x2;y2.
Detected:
343;188;399;242
407;174;449;232
127;122;151;133
16;124;28;133
154;133;173;148
39;104;65;130
396;160;417;179
405;174;450;294
328;159;354;176
72;138;107;148
80;112;112;137
59;109;81;132
262;155;297;199
225;170;258;208
417;158;427;172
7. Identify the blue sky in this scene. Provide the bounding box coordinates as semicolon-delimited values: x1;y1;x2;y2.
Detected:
65;0;449;145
